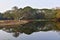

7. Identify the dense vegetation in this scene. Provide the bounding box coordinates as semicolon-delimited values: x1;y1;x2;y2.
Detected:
0;6;60;20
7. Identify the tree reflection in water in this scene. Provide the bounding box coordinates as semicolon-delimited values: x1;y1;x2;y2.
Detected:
0;21;59;37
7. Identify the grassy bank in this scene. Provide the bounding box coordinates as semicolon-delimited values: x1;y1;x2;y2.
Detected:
0;20;29;26
0;19;57;26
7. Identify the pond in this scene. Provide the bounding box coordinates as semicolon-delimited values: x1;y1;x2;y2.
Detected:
0;21;60;40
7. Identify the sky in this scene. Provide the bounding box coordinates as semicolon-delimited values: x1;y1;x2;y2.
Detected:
0;0;60;12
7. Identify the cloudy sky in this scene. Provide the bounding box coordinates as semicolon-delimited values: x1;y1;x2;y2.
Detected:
0;0;60;12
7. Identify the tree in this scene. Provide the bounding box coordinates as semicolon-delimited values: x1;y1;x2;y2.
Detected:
12;6;18;10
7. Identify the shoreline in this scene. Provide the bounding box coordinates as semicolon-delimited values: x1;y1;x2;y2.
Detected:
0;20;29;26
0;19;57;26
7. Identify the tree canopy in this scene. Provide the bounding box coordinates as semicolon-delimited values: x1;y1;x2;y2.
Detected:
0;6;58;20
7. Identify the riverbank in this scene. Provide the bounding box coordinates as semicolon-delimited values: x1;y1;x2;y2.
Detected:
0;19;57;26
0;20;29;26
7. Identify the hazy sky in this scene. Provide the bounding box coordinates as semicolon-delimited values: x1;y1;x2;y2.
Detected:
0;0;60;12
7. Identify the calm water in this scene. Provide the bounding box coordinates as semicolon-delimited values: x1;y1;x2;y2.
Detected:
0;21;60;40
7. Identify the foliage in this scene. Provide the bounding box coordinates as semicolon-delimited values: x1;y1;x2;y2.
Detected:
0;6;58;20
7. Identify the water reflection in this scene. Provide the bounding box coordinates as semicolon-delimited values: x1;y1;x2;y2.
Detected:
0;21;59;38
